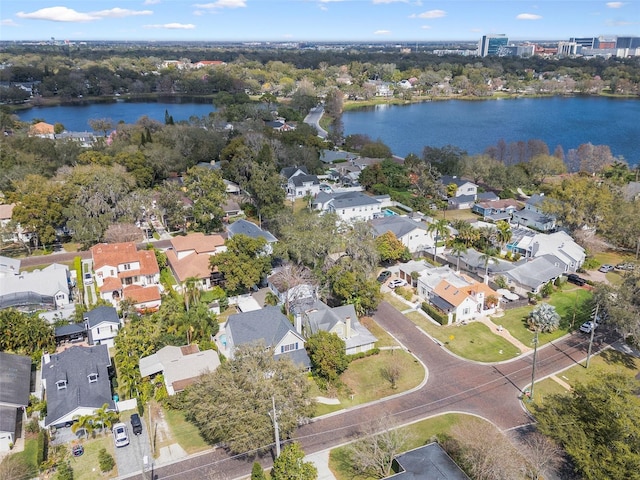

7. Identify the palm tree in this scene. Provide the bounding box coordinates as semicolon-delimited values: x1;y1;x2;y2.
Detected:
451;219;478;247
92;403;119;434
527;303;560;333
427;218;450;262
183;276;201;312
450;242;467;272
496;220;512;253
71;414;94;439
479;247;499;284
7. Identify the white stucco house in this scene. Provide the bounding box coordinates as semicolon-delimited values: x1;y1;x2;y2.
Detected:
371;216;434;254
84;306;122;348
313;191;384;223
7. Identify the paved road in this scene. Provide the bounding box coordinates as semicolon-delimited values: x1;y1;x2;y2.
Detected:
303;106;328;138
130;301;612;480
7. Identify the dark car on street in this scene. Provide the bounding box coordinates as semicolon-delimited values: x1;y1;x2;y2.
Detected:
376;270;392;283
567;273;586;286
130;413;143;435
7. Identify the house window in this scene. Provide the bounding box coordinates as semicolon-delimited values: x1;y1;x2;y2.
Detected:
56;380;67;390
88;373;98;383
463;308;470;315
123;264;131;271
280;342;298;353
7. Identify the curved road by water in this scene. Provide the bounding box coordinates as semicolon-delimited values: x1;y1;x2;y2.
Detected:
140;301;612;480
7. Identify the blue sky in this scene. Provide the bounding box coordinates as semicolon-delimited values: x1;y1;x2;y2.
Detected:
1;1;638;42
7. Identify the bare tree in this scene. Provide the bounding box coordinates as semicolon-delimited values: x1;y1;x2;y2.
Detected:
519;431;562;480
380;355;404;389
103;223;144;244
269;264;317;314
347;416;412;479
445;418;526;480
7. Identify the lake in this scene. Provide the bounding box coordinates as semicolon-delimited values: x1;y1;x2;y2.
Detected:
342;96;640;165
16;96;640;166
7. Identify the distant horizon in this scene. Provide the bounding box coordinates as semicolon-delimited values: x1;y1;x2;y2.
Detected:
1;1;638;43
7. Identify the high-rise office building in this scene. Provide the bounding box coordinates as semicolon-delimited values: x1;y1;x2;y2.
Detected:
617;37;640;49
478;34;508;57
570;37;595;49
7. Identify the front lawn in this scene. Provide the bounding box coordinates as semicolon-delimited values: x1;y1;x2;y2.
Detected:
383;293;412;312
404;311;521;362
313;349;424;415
70;435;118;480
328;413;483;480
360;316;398;348
490;287;593;347
163;407;210;454
8;436;39;476
525;349;640;411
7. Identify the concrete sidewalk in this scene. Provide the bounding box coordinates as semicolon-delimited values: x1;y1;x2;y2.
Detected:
305;449;337;480
478;315;532;353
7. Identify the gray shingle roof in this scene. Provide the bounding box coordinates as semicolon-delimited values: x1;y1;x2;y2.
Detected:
42;345;114;427
0;406;18;434
371;216;426;239
291;175;319;187
0;352;31;408
331;192;381;209
54;323;87;338
227;306;295;347
280;166;309;179
227;219;277;243
504;257;564;290
84;306;120;329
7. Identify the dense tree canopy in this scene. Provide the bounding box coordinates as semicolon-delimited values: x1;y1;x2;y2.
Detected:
306;331;349;384
534;372;640;480
185;343;314;455
0;309;54;363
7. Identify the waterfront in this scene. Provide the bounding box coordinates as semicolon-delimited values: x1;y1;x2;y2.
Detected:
16;96;640;165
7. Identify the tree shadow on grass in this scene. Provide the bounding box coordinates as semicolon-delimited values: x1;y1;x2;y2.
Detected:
600;349;638;370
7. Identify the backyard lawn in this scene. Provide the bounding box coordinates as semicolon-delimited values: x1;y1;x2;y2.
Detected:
405;311;521;362
328;413;485;480
432;208;478;222
161;407;210;455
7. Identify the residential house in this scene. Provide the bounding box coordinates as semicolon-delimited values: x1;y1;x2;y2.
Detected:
476;191;500;202
441;175;478;198
472;199;521;221
0;263;70;311
371;216;434;254
0;352;31;451
319;150;353;164
139;345;220;395
166;233;226;290
266;118;295;132
397;260;433;286
417;266;500;324
293;300;377;355
0;203;29;244
28;121;55;139
217;306;310;369
41;345;115;428
391;443;470;479
90;242;161;310
313;191;383;223
84;306;121;348
226;219;277;254
267;267;316;311
54;323;87;345
502;256;564;295
55;131;99;148
0;255;20;277
507;229;585;272
511;193;556;231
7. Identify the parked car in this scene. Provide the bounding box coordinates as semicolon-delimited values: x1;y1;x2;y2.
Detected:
388;279;407;289
598;264;614;273
567;273;586;286
376;270;392;283
579;321;597;333
83;272;93;285
130;413;143;435
615;262;636;271
113;423;129;448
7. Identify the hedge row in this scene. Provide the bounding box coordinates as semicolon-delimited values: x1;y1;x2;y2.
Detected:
36;429;48;468
348;347;380;362
421;302;448;325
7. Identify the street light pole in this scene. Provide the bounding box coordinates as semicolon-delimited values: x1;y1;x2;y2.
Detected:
529;329;539;401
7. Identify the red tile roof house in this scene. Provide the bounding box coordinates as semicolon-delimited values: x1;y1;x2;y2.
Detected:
165;233;226;290
90;242;161;311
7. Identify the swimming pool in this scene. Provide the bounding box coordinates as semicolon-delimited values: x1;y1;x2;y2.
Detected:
383;208;398;217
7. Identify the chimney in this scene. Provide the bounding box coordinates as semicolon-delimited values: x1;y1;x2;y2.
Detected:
294;313;302;335
345;316;352;339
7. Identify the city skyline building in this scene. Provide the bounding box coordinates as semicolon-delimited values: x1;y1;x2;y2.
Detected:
479;34;509;57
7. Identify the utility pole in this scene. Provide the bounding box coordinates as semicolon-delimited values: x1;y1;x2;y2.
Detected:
269;396;281;458
586;304;599;368
529;329;539;401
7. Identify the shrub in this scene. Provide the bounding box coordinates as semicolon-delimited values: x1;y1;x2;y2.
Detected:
396;287;413;301
347;348;380;362
36;429;49;468
582;257;600;270
98;448;115;472
421;302;448;325
26;418;40;434
494;275;508;289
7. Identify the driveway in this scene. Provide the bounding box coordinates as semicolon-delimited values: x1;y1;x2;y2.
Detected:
113;416;153;477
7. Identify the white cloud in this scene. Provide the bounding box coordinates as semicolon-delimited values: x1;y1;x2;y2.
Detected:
319;4;328;10
606;2;624;8
144;22;196;29
421;25;431;29
192;0;247;8
372;0;408;4
415;9;446;19
374;29;392;35
16;7;99;22
516;13;543;20
1;19;19;27
92;8;153;18
144;0;162;4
